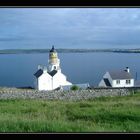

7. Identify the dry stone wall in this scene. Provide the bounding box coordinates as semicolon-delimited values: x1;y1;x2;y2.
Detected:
0;87;135;101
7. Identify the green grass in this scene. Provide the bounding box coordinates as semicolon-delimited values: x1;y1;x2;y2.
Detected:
0;92;140;132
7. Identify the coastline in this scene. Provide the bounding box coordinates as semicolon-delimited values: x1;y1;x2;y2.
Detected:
0;48;140;54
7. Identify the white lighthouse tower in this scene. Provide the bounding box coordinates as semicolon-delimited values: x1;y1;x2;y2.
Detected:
34;46;72;91
48;45;61;72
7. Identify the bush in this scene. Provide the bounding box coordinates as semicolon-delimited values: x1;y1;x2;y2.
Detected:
70;85;79;91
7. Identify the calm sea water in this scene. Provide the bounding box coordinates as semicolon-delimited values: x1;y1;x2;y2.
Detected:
0;52;140;88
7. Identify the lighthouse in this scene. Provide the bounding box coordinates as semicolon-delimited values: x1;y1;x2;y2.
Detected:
34;46;72;91
48;45;60;72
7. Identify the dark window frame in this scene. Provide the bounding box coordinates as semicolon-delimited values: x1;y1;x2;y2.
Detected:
126;79;131;84
116;80;120;84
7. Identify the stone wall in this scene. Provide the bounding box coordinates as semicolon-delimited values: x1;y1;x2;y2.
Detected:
0;87;136;101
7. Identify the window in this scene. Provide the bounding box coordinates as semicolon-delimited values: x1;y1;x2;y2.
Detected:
116;80;120;84
126;80;131;84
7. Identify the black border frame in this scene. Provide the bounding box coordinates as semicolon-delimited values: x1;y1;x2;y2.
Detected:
0;0;140;6
0;1;139;139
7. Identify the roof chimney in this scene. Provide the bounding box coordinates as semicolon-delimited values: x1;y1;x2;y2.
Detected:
38;65;43;70
125;67;130;73
43;67;48;73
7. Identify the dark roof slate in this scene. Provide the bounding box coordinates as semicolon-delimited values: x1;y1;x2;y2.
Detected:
50;46;56;52
48;70;57;77
34;69;58;78
34;69;43;78
103;78;111;87
109;70;133;80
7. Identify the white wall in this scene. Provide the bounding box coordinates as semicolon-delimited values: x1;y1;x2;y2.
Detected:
112;79;134;87
36;71;72;91
48;59;60;72
38;73;52;90
98;79;107;87
52;72;72;89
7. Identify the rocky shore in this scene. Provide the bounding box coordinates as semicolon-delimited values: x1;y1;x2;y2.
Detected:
0;87;136;101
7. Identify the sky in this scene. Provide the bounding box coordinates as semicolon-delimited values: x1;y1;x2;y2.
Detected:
0;8;140;49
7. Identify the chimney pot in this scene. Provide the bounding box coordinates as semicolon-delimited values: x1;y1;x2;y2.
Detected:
125;67;130;73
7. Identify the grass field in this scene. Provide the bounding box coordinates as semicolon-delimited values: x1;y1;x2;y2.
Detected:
0;91;139;132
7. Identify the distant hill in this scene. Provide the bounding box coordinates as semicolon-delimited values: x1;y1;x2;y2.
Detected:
0;48;140;54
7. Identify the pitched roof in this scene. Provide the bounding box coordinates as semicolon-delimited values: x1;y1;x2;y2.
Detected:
134;80;140;87
48;70;57;77
103;78;111;87
50;46;56;52
34;69;58;78
34;69;43;78
109;70;133;80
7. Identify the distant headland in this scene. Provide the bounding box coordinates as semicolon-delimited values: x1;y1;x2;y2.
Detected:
0;48;140;54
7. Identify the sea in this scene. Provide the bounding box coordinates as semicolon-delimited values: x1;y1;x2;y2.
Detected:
0;52;140;88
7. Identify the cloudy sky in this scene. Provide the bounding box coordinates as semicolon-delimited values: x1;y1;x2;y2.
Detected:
0;8;140;49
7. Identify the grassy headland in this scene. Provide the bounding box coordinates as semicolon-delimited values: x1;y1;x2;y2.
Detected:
0;91;139;132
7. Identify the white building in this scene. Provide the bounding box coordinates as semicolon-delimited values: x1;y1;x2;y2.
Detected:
34;46;72;91
99;67;134;88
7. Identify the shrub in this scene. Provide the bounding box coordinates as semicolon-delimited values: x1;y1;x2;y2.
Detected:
70;85;79;91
